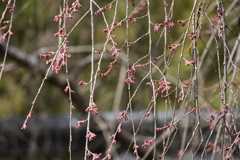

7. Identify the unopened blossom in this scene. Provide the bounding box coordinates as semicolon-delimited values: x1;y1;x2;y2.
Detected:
142;140;152;148
27;111;33;119
22;123;28;129
168;44;178;52
85;103;99;115
76;120;85;129
86;132;97;141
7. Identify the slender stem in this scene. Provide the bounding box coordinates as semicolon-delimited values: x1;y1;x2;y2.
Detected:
0;0;16;80
84;0;94;159
66;59;73;160
220;0;228;158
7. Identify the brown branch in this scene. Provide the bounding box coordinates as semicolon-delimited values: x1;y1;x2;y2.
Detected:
0;43;87;112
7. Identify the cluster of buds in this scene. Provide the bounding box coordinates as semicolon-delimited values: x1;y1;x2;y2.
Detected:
27;111;33;119
86;131;97;141
64;86;76;94
133;144;139;154
108;38;118;45
154;18;175;32
216;7;224;38
54;1;82;21
145;112;150;117
217;7;223;18
98;60;118;78
114;22;122;27
126;67;138;74
188;32;197;40
156;125;170;131
50;50;69;73
168;22;175;28
168;44;179;52
208;105;229;122
0;34;6;43
234;139;239;144
22;122;28;129
102;22;121;34
142;140;153;148
109;135;117;144
145;107;153;117
129;0;136;7
108;125;122;145
6;5;14;12
98;71;110;78
145;106;154;117
54;14;63;22
125;61;152;85
0;21;10;31
109;47;121;57
21;111;34;129
64;14;73;19
209;114;216;122
108;60;117;68
94;8;106;16
177;20;187;26
158;81;172;92
108;34;117;40
0;30;13;43
185;60;195;66
101;23;122;58
177;91;184;103
78;81;88;87
85;102;99;115
40;42;71;73
125;76;136;85
233;132;240;137
94;2;113;16
40;51;55;59
154;23;163;31
87;151;102;160
76;120;86;129
103;150;112;160
0;1;15;43
54;13;73;22
117;124;122;133
131;1;147;14
117;110;128;121
164;18;175;28
54;27;67;37
0;20;13;44
149;80;172;99
128;17;138;23
66;0;82;13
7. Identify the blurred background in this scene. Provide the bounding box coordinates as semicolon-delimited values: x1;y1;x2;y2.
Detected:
0;0;239;159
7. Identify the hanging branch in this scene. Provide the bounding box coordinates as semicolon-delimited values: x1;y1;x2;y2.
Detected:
0;0;16;80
